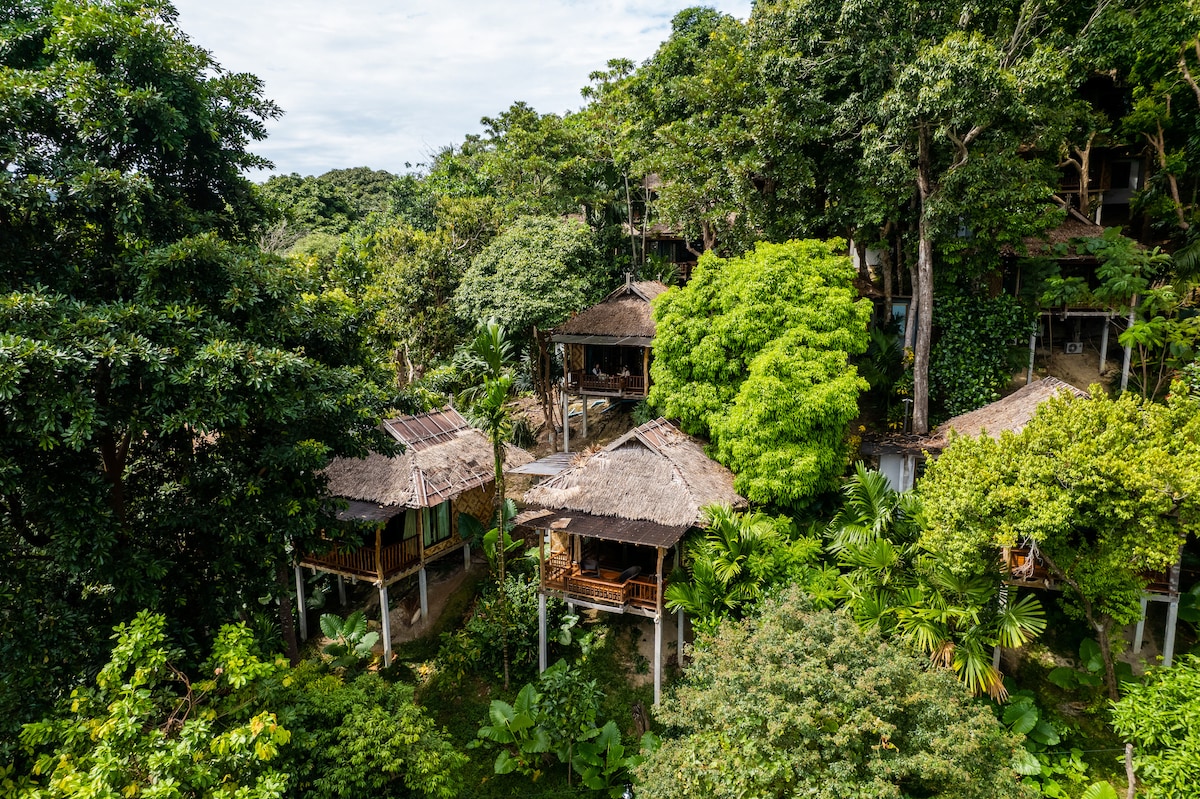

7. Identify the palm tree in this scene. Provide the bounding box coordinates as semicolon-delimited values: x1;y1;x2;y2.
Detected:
461;318;517;688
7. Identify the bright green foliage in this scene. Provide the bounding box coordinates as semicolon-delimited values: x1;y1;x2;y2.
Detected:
270;663;466;799
318;611;379;671
920;388;1200;697
828;465;1044;698
665;504;830;635
14;612;290;799
931;293;1036;418
649;239;871;506
635;588;1032;799
454;216;602;347
571;721;658;798
1110;655;1200;799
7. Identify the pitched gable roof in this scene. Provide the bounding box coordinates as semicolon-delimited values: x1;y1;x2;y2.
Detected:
522;417;746;528
930;377;1089;447
323;407;532;510
553;280;668;343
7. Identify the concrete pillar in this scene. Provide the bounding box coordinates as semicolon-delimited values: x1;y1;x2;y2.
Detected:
418;567;428;620
1099;318;1110;372
581;397;588;439
463;542;471;569
562;388;570;453
337;575;346;607
1133;596;1149;653
1027;331;1037;384
294;564;308;641
1164;599;1180;668
379;583;392;665
538;594;548;673
1120;304;1135;392
653;615;663;706
677;609;685;658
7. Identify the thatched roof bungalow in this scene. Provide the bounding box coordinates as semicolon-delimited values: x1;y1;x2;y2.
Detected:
520;417;745;703
555;279;667;403
297;407;532;662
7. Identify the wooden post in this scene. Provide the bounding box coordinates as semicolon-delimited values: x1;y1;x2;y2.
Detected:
337;575;346;607
1099;317;1110;372
418;566;428;620
581;395;588;439
294;563;308;641
463;541;471;569
379;583;392;665
677;608;685;659
538;593;548;673
374;525;384;585
1133;596;1149;653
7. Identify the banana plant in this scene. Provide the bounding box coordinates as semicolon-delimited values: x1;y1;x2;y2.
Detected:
319;610;379;670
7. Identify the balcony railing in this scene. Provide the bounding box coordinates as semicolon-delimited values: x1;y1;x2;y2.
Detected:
569;375;648;398
543;553;660;611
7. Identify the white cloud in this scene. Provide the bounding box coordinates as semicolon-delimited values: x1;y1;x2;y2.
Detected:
171;0;753;178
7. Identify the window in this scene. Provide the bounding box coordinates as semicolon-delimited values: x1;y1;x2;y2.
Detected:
423;500;453;547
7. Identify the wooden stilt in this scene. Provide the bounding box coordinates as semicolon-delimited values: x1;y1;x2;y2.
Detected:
294;564;308;641
463;542;471;569
677;609;684;659
418;567;428;620
538;594;548;673
1027;332;1036;384
1134;596;1149;653
581;395;588;439
379;583;392;665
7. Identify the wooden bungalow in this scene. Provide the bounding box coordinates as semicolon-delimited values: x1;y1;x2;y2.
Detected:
555;280;668;448
297;407;532;662
519;417;746;703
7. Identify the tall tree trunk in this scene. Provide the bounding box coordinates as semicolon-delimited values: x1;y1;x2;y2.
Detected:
880;222;894;323
533;327;557;452
277;564;301;666
493;436;510;690
1146;117;1190;231
913;124;936;435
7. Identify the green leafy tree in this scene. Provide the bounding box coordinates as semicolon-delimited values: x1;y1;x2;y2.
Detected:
920;387;1200;699
0;0;395;737
1110;654;1200;799
931;293;1036;417
12;612;290;799
270;663;466;799
649;239;871;507
665;504;829;635
634;588;1032;799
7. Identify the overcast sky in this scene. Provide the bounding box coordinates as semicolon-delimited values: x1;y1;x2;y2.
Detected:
170;1;753;180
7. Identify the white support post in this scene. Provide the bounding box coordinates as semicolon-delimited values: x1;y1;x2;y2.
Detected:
677;609;685;658
463;542;471;569
562;389;570;453
653;615;663;706
1133;596;1149;653
1120;303;1135;392
379;583;393;665
337;575;346;607
581;396;588;439
1164;598;1180;668
538;594;548;673
1027;332;1037;384
294;564;308;641
418;567;428;620
1099;318;1110;372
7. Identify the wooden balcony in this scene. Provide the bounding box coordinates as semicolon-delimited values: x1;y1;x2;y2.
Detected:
1003;545;1180;597
303;536;423;581
568;374;648;399
542;552;660;611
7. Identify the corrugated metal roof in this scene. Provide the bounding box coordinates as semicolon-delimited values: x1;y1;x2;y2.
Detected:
383;407;470;451
509;452;576;477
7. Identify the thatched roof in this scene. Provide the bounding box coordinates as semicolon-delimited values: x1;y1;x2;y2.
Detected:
522;417;746;529
928;377;1089;449
323;408;533;510
1013;201;1106;259
553;280;668;344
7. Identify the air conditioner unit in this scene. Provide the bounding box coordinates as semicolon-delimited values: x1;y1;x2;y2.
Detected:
1064;341;1084;355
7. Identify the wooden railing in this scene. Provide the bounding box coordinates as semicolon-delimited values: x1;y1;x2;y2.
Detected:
574;375;648;398
543;553;661;610
1004;545;1180;596
380;537;422;576
304;544;379;579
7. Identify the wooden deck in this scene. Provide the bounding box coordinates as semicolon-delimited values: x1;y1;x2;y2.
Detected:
303;534;457;582
542;553;659;611
1003;545;1179;596
567;375;647;399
